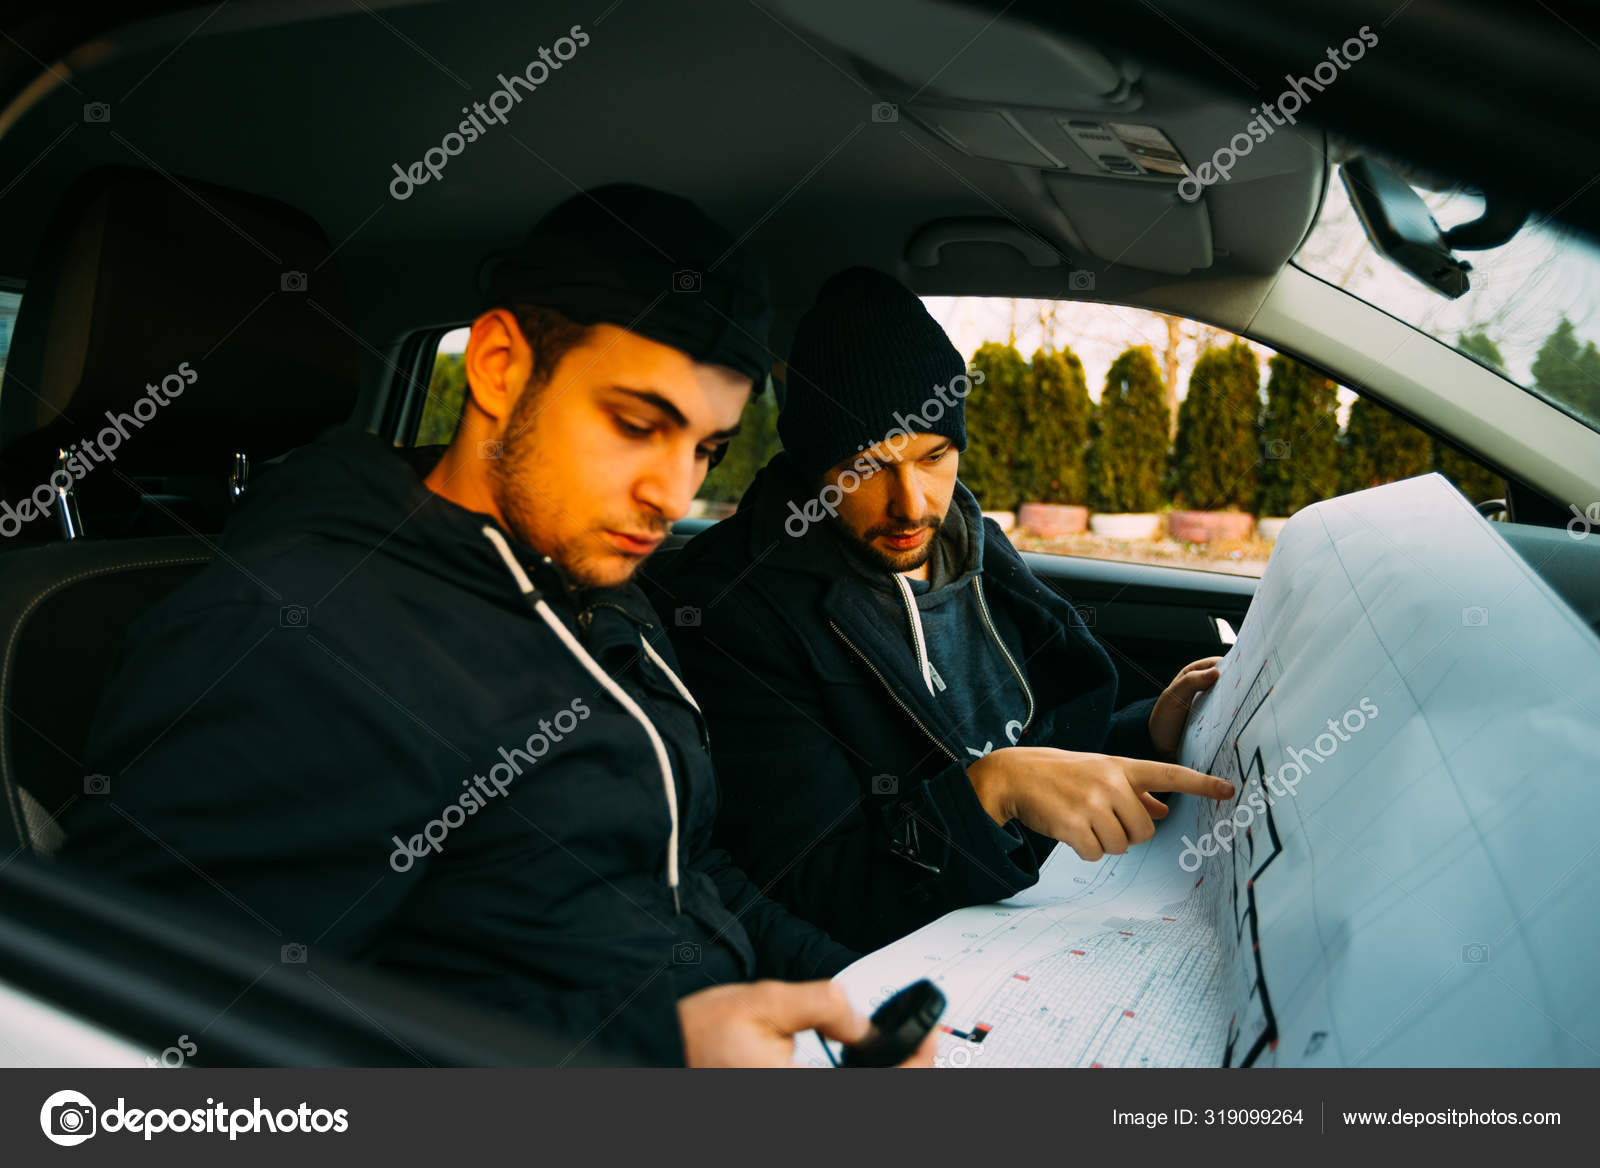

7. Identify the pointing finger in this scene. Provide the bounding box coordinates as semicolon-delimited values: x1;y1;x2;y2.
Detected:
1122;758;1234;800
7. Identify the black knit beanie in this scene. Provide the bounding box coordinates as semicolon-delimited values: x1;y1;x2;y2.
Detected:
780;267;969;476
485;184;772;386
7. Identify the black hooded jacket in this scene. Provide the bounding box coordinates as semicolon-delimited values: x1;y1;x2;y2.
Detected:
657;454;1159;953
57;430;854;1066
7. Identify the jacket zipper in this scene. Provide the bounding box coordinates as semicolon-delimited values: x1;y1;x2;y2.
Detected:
829;619;960;764
579;602;710;753
892;575;933;693
578;600;650;633
972;577;1035;733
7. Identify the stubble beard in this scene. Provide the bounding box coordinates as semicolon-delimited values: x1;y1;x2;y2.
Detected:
487;403;635;591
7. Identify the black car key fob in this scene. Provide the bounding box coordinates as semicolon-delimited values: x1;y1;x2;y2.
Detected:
839;979;946;1067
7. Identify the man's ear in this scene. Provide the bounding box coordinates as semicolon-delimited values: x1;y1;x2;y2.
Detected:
462;308;534;424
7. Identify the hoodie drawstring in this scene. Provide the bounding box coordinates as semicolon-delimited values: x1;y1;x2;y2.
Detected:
894;574;937;696
481;526;682;915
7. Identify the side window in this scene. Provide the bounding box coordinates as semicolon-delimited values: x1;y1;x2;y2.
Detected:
0;287;22;380
413;326;470;446
692;379;781;518
927;298;1503;578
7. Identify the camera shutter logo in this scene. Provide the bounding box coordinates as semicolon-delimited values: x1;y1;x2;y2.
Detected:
40;1090;97;1146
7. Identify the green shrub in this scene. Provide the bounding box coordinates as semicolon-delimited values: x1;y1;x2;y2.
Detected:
1089;345;1169;513
1256;354;1340;516
416;352;468;446
1170;340;1260;510
959;341;1030;511
1340;395;1432;493
697;382;782;504
1016;346;1091;504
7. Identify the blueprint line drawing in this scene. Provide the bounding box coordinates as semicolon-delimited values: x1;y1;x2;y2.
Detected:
806;475;1600;1068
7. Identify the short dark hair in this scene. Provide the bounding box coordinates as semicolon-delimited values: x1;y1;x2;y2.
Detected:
509;303;593;393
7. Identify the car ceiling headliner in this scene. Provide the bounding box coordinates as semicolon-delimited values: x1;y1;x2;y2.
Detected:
0;0;1324;346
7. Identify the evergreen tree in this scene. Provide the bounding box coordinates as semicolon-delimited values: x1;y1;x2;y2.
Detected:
1456;329;1505;376
1089;345;1169;513
697;383;782;504
1579;343;1600;421
1256;354;1340;516
959;341;1030;511
1435;332;1506;502
1531;316;1600;421
1531;317;1582;406
1016;345;1091;504
1340;395;1433;493
1170;340;1261;510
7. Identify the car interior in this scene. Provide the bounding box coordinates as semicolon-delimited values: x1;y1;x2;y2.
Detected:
0;0;1598;1065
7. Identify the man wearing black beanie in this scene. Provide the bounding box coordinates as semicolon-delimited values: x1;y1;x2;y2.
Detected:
62;190;932;1068
662;267;1234;953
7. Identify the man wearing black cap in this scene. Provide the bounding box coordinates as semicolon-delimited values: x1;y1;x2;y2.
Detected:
60;190;930;1068
661;267;1233;953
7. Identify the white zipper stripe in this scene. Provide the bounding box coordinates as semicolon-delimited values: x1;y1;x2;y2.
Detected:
894;573;937;696
972;576;1035;732
640;637;701;713
481;525;681;913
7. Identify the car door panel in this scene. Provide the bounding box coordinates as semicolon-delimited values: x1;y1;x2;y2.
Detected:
1018;551;1256;705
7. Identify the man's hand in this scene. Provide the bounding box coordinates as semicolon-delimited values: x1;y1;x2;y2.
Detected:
1148;656;1224;760
678;979;937;1068
968;748;1233;862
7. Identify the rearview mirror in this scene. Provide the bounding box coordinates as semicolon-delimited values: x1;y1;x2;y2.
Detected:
1340;157;1471;299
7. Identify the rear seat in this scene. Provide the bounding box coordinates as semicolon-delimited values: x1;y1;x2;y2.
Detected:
0;165;360;854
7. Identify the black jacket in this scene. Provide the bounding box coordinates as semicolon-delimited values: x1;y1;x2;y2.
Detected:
658;454;1158;952
58;431;854;1066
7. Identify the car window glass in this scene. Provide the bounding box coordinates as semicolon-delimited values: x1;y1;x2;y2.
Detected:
1296;167;1600;433
916;297;1502;578
0;288;21;381
415;326;470;446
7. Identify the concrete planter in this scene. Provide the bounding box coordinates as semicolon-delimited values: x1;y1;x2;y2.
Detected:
982;510;1017;533
1089;512;1161;540
1257;516;1290;541
1016;503;1088;537
1167;510;1255;544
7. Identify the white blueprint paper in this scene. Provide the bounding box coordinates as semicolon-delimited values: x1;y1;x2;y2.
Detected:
803;475;1600;1067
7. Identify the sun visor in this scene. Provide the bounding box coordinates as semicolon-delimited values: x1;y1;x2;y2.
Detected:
1041;172;1213;276
764;0;1138;109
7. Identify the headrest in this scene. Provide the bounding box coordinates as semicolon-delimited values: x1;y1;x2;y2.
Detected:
0;166;359;480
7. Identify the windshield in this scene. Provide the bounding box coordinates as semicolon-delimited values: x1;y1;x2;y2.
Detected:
1295;165;1600;433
